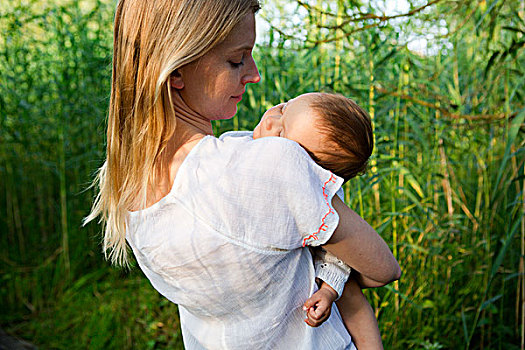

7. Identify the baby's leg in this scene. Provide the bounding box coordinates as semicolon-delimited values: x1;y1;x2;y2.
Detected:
336;278;383;350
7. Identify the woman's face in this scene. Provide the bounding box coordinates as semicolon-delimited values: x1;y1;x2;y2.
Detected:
175;13;260;120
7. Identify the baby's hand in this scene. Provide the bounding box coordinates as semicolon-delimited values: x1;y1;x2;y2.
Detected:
303;282;338;327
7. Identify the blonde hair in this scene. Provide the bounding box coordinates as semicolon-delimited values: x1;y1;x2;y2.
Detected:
84;0;260;266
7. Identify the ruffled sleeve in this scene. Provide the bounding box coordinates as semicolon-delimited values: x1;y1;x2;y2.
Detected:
312;247;352;299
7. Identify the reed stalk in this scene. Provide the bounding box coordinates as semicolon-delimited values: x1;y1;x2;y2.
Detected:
368;57;379;213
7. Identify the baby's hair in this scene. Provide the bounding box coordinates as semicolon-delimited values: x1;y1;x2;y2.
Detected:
308;93;374;183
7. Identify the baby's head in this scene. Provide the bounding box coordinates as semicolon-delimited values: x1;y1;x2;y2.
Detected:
253;92;373;182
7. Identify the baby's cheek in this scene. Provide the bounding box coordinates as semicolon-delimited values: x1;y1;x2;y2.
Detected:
253;125;260;139
253;121;264;139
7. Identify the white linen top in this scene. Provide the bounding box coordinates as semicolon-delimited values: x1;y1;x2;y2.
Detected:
126;131;355;349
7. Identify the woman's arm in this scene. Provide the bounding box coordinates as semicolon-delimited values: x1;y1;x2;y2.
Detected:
323;196;401;287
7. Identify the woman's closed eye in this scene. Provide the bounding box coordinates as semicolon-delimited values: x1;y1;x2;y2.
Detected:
229;55;244;68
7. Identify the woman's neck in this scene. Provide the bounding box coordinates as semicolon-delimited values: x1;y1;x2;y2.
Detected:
165;89;215;183
144;90;214;208
171;89;214;137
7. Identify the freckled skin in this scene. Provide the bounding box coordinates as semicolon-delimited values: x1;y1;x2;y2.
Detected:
175;14;260;120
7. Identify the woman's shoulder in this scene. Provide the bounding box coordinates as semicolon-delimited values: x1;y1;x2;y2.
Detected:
129;132;343;251
191;132;340;196
180;133;343;249
195;131;314;172
219;131;314;165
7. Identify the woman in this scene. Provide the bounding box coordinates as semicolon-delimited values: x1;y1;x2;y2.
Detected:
86;0;400;349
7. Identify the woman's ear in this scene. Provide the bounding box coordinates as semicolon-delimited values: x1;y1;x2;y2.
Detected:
170;70;184;89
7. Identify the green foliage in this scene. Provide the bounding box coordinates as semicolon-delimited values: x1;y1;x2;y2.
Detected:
6;267;183;349
1;0;524;349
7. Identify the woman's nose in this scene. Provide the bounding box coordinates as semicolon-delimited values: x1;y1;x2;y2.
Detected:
241;56;260;85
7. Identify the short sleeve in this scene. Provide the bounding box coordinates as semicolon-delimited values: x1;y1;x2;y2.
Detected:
182;135;344;251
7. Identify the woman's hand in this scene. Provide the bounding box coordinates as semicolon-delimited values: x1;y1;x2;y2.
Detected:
323;196;401;287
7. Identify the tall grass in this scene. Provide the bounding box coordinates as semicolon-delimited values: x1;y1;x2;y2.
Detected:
1;0;523;349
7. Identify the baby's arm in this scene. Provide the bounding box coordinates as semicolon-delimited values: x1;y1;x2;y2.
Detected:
303;247;350;327
313;247;352;298
305;249;384;350
336;277;384;350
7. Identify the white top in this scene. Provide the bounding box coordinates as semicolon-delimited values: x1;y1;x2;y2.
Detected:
221;134;352;299
127;131;355;350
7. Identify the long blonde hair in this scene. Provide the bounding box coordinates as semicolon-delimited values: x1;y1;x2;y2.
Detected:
85;0;260;266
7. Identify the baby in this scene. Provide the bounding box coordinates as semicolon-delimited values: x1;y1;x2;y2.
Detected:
253;92;383;349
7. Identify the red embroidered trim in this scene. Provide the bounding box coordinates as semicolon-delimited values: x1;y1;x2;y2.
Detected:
302;174;337;247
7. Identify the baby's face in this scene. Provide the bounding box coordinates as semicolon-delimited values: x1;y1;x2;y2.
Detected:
253;93;326;156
